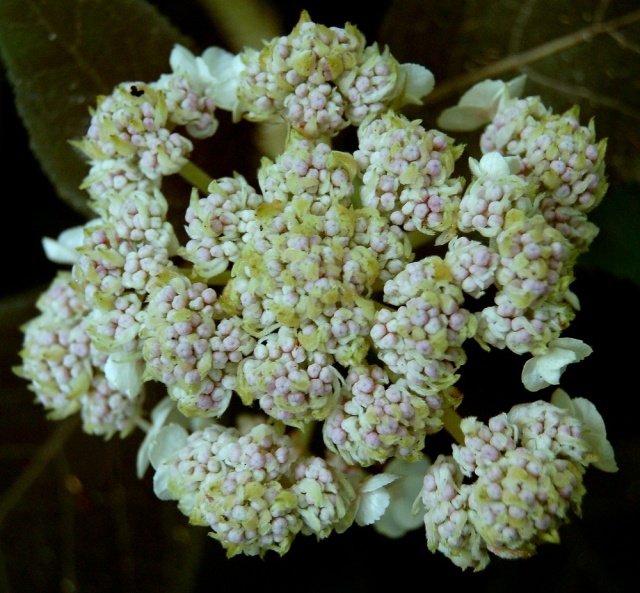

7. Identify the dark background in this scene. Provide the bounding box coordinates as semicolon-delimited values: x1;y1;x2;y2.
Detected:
1;1;638;592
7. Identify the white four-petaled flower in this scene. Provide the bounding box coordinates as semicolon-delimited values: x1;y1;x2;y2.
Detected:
437;74;527;132
521;338;593;392
551;388;618;472
373;455;431;538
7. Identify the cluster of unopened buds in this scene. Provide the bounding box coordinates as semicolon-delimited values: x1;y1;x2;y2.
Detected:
15;11;618;570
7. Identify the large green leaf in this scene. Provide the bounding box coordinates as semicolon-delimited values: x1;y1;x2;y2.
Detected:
379;0;640;286
381;0;640;183
579;183;640;286
0;0;193;218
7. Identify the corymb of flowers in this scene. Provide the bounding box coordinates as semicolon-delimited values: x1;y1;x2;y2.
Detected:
15;10;618;570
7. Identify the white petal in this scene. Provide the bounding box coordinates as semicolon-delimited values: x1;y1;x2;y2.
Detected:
506;74;527;99
565;289;581;310
468;156;482;178
522;339;593;392
104;356;144;398
400;63;435;104
537;349;577;382
361;472;398;493
355;488;391;526
136;435;153;479
590;438;618;473
373;514;407;538
504;156;522;174
42;225;84;264
150;395;179;425
170;44;198;78
551;338;593;360
149;423;188;469
522;357;551;391
437;77;525;131
200;46;239;79
390;484;424;531
199;48;244;111
478;152;511;177
552;389;618;472
136;397;181;479
458;79;506;107
550;387;572;409
373;457;431;538
437;105;495;132
385;455;431;478
152;465;173;500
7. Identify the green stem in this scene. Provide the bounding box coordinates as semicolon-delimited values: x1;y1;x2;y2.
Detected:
442;407;465;445
136;417;152;433
208;270;231;286
291;421;316;454
408;230;433;250
179;161;213;194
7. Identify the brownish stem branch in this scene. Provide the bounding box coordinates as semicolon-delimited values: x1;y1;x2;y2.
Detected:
423;9;640;105
0;415;80;528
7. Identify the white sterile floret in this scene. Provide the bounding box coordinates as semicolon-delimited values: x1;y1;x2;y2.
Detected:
354;472;398;527
169;43;243;115
42;225;84;264
373;455;431;538
103;354;144;398
437;75;527;132
197;46;245;115
469;151;521;178
397;63;435;106
137;396;190;478
169;45;205;85
149;422;190;500
521;337;593;392
551;388;618;472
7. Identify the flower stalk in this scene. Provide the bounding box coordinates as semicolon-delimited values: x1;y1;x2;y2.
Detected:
179;160;214;194
441;407;465;445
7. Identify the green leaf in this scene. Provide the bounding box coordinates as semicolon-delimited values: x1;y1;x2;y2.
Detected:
579;182;640;287
380;0;640;184
379;0;640;287
0;0;193;217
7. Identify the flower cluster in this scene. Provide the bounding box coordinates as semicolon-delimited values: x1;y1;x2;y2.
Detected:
16;10;616;566
419;389;616;570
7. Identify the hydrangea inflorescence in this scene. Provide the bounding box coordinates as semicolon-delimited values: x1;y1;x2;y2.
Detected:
15;10;618;568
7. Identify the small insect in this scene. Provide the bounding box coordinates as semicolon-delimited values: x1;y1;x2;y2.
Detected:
130;85;145;97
